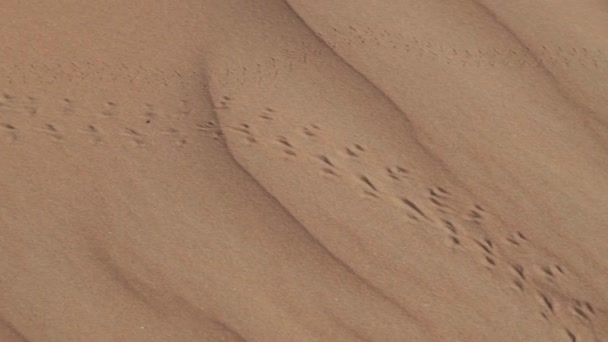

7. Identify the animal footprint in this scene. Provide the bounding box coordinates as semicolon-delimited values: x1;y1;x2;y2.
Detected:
36;124;63;141
276;136;293;148
320;167;340;178
62;98;75;115
505;231;528;246
301;124;321;137
80;125;103;144
397;197;431;221
259;108;275;121
474;238;495;256
536;292;556;315
0;123;18;142
345;144;365;158
24;96;38;116
160;127;189;146
101;101;117;117
358;175;379;193
387;166;409;180
465;206;483;224
196;121;223;140
122;127;145;146
214;96;232;110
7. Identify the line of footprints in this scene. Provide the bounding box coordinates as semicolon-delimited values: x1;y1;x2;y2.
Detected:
0;94;222;146
215;97;601;342
1;92;602;340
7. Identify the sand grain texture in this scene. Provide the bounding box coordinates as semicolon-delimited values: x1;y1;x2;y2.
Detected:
1;1;607;341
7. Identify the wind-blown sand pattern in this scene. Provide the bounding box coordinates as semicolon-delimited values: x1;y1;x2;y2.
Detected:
1;1;607;341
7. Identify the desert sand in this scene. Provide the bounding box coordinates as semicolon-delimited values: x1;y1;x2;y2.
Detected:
1;1;607;341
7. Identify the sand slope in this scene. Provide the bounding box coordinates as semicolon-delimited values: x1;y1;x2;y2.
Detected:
1;0;607;341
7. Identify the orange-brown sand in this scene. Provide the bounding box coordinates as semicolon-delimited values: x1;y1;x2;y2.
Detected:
1;1;607;341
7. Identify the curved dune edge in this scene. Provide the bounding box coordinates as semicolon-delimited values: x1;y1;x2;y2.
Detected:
0;1;607;341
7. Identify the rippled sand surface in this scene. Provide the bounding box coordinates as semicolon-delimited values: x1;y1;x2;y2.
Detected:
1;1;607;341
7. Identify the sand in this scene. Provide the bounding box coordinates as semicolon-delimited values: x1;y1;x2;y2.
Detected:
1;1;607;341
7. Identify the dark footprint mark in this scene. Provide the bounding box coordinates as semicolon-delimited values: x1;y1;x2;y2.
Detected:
259;108;275;121
358;175;379;192
441;219;458;234
277;136;293;148
584;302;595;315
196;121;222;138
283;149;297;157
1;123;16;131
102;101;117;117
37;124;63;141
1;123;18;142
225;124;251;136
316;155;335;167
160;127;189;146
572;305;590;321
429;187;451;200
210;131;225;143
538;293;555;314
0;93;18;114
474;238;494;256
449;235;461;247
430;196;449;208
511;264;526;281
303;127;316;137
506;231;529;246
260;114;273;121
399;198;430;221
123;128;145;146
540;266;557;281
466;209;483;223
513;279;525;292
506;237;521;246
302;124;321;137
214;96;232;110
321;167;340;178
63;98;75;115
345;147;360;158
362;190;379;199
2;93;15;100
565;329;577;342
387;166;409;180
25;96;38;116
80;125;103;144
485;256;496;267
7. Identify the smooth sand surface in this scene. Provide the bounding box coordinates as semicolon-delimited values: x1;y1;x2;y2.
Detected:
1;1;607;341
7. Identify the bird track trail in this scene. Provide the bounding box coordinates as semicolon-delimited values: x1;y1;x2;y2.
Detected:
210;94;607;342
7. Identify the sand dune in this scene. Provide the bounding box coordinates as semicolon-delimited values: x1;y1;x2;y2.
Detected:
1;1;607;341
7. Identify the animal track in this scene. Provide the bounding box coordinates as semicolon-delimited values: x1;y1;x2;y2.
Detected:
35;123;63;141
301;124;321;137
276;136;293;148
358;175;379;193
398;197;430;221
386;166;409;180
2;90;604;340
0;122;18;142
